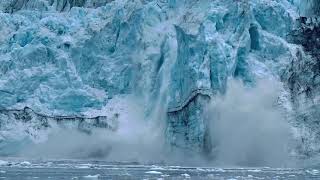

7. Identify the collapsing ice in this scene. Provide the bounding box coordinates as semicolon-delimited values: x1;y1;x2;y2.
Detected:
0;0;320;167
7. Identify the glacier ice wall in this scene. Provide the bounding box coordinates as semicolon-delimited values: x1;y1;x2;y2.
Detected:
0;0;320;163
287;15;320;157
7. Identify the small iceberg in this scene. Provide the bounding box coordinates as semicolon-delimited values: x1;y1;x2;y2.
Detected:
181;173;191;178
20;161;31;166
145;171;163;175
0;160;8;166
83;174;100;179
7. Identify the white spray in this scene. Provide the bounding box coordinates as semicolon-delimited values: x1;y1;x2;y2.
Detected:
206;79;292;167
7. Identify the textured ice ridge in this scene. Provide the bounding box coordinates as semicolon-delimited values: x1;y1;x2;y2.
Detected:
0;0;114;13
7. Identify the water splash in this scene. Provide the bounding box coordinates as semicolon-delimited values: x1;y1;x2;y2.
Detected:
206;79;292;167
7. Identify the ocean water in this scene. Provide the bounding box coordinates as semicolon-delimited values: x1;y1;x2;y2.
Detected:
0;159;319;180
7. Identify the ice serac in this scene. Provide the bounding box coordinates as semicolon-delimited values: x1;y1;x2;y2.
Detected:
0;0;320;160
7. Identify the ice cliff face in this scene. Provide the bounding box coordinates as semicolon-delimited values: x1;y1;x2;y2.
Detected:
287;16;320;156
0;0;319;160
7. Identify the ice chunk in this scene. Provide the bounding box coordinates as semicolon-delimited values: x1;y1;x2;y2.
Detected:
83;174;100;179
145;171;163;175
0;160;8;166
20;161;31;166
181;173;191;178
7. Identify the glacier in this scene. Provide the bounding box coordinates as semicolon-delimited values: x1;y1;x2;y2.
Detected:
0;0;320;166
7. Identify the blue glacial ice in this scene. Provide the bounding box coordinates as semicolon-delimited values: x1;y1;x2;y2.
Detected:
0;0;320;166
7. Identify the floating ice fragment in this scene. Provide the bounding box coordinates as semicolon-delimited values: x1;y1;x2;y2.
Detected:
248;169;261;172
45;162;53;167
76;164;92;169
145;171;163;174
196;168;206;171
215;168;226;172
150;165;165;170
122;172;131;176
0;160;8;166
161;174;170;177
181;173;191;178
306;169;319;175
83;174;100;179
20;161;31;166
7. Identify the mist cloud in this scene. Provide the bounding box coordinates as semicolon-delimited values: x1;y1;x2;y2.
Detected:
206;79;292;167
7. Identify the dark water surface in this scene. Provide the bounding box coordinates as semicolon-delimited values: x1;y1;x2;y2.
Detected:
0;159;319;179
